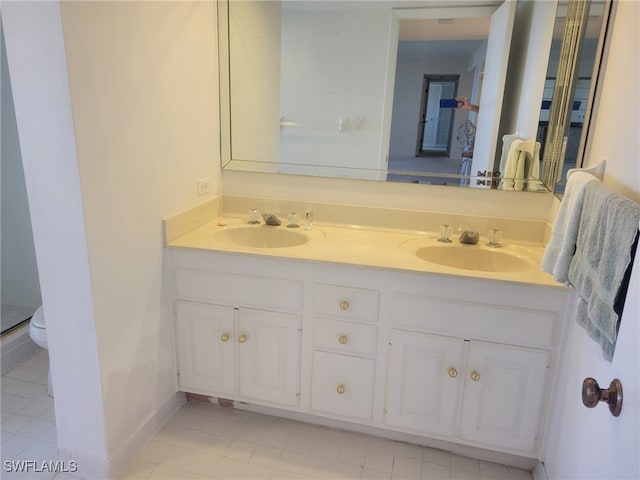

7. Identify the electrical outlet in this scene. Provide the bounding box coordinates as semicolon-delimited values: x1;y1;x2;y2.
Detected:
197;177;211;197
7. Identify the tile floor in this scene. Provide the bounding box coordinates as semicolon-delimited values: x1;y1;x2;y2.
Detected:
2;351;534;480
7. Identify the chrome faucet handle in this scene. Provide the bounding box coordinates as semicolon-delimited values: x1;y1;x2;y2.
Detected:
248;208;261;224
303;207;314;230
438;224;453;243
487;228;503;247
459;230;479;245
287;212;300;228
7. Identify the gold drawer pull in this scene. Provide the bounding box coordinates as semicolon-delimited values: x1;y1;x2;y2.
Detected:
470;371;480;382
338;335;348;345
238;334;247;344
339;301;349;310
220;333;230;342
448;368;458;378
336;384;346;395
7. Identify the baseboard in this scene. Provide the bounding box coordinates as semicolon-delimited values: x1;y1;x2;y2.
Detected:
56;392;184;479
1;325;41;374
107;392;184;479
533;461;549;480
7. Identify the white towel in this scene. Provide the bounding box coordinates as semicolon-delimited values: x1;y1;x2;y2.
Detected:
499;138;524;191
525;142;543;192
567;182;640;361
541;171;600;283
498;133;521;174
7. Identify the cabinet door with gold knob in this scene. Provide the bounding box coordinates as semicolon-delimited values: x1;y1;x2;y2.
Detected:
174;301;235;396
237;308;301;407
384;330;465;438
311;351;375;420
460;341;550;452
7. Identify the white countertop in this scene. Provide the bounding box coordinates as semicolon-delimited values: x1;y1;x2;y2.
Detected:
166;216;565;288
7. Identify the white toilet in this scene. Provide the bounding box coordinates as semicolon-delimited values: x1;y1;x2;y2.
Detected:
29;305;53;397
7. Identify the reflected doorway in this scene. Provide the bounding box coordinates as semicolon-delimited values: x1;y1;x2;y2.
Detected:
416;75;459;157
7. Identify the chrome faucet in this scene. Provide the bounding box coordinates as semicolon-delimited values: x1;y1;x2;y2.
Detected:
459;230;479;245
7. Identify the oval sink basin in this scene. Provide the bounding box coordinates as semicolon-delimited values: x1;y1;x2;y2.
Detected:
415;245;531;272
213;225;309;248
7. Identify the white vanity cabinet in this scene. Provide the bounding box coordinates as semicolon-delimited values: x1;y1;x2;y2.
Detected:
385;331;550;452
384;274;568;454
171;249;302;408
169;247;571;458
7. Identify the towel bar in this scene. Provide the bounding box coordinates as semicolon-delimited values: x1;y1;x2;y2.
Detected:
582;377;623;416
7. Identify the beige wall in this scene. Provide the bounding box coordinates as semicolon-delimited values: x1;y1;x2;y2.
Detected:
59;0;219;467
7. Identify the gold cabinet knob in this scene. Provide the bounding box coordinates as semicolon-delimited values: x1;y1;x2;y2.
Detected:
238;334;247;344
448;368;458;378
220;333;230;342
338;335;348;345
339;301;349;310
470;371;480;382
336;384;346;395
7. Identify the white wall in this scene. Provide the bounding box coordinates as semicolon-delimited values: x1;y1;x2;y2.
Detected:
230;1;281;167
542;1;640;478
2;1;220;476
1;3;109;474
1;21;41;315
279;8;391;172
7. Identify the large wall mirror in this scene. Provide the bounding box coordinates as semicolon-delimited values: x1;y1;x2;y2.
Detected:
218;0;610;193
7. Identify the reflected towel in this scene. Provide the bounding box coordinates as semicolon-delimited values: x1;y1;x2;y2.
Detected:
500;139;524;191
500;139;541;191
525;141;543;192
499;133;521;174
568;182;640;362
541;171;599;283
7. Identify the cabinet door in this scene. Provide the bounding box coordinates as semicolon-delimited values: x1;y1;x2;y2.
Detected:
460;341;550;452
384;331;466;437
237;308;301;407
175;301;235;396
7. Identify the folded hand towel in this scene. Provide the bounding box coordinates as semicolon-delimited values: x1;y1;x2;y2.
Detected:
498;133;522;175
568;181;640;361
524;141;543;192
541;171;599;283
499;138;524;191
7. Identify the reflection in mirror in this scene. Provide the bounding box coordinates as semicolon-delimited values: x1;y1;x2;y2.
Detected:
387;15;489;185
220;1;519;187
219;1;605;193
538;0;611;194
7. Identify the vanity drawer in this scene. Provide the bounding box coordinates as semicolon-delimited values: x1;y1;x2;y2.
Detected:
313;318;377;356
311;351;375;420
174;267;302;312
314;283;379;323
391;293;559;349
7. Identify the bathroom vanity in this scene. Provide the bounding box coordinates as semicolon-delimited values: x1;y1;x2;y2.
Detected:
167;215;571;460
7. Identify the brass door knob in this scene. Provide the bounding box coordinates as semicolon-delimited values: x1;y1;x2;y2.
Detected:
336;384;346;394
339;301;349;310
220;333;230;342
582;377;623;417
448;368;458;378
470;371;480;382
238;334;247;344
338;335;348;344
